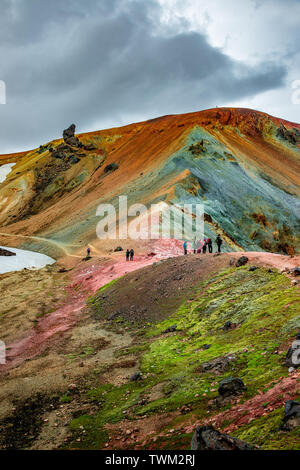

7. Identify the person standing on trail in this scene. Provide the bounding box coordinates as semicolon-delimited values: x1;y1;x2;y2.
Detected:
126;249;130;261
183;241;188;255
130;248;134;261
207;238;213;253
202;238;207;254
216;235;223;253
87;247;91;257
192;239;198;254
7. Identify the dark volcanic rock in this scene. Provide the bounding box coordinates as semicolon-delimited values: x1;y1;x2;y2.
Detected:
200;356;230;375
163;325;177;334
63;124;83;148
222;321;237;332
63;123;76;141
235;256;249;267
292;267;300;277
191;426;253;450
281;401;300;431
218;377;246;397
277;123;298;145
69;155;81;165
249;266;259;272
104;163;119;173
0;248;16;257
285;333;300;368
114;246;123;252
130;372;142;382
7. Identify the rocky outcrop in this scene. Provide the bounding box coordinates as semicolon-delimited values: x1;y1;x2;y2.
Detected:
276;123;298;146
235;256;249;267
130;372;142;382
222;321;237;331
292;267;300;276
218;377;246;398
285;331;300;369
104;163;119;173
163;325;177;334
0;248;16;257
191;426;254;450
199;356;230;375
281;401;300;431
63;124;83;148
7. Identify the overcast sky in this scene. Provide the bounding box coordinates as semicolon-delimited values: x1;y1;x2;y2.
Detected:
0;0;299;153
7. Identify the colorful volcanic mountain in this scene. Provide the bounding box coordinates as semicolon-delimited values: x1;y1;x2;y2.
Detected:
0;107;299;259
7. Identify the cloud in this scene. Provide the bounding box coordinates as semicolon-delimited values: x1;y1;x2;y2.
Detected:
0;0;289;152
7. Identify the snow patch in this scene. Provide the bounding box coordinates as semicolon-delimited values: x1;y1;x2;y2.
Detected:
0;163;15;183
0;246;55;274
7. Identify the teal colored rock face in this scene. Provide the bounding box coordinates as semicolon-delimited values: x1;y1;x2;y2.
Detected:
162;127;300;253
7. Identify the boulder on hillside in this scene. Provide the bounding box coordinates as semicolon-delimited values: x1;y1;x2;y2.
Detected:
235;256;249;267
276;123;298;145
191;426;254;450
285;332;300;368
163;324;177;334
218;377;246;398
130;372;142;382
0;248;16;257
114;246;123;252
222;321;237;332
281;401;300;431
104;163;119;173
292;267;300;277
199;356;230;375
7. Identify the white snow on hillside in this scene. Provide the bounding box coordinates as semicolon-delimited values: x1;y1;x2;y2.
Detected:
0;163;15;183
0;246;55;274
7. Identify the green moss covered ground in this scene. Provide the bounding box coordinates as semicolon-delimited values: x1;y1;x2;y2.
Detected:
65;265;300;450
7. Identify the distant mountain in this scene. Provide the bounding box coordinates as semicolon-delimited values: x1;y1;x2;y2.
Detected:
0;107;299;256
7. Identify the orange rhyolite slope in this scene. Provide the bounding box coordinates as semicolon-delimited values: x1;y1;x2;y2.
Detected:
0;107;299;258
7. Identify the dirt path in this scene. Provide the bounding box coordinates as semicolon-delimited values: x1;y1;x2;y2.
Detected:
0;239;182;370
1;249;298;371
0;231;83;258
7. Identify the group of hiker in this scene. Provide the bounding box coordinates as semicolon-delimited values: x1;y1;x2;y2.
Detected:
125;248;135;261
183;235;223;255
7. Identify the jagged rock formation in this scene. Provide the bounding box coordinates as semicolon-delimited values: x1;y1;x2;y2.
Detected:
281;401;300;431
218;377;246;397
0;248;16;256
191;426;254;450
63;124;83;148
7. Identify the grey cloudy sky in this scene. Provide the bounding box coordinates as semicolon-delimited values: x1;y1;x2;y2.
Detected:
0;0;299;153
